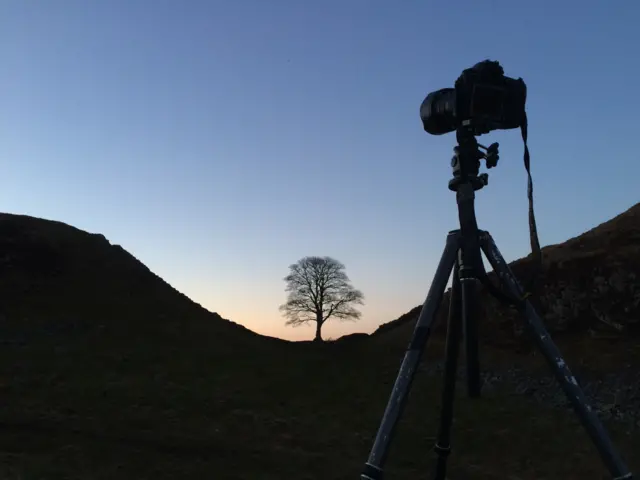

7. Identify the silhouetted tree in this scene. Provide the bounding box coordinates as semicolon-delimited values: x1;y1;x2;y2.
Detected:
279;256;364;342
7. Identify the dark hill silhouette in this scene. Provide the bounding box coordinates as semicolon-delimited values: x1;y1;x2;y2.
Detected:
0;213;271;349
373;201;640;346
0;208;638;478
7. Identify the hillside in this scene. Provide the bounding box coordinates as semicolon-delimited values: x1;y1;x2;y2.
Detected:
0;213;268;349
0;210;638;479
373;201;640;345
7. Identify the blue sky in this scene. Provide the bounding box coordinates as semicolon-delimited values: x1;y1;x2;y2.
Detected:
2;1;639;341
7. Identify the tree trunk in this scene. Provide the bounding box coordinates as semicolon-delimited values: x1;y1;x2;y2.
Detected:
314;314;323;342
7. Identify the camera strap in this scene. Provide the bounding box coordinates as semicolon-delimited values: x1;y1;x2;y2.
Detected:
479;117;542;309
521;114;543;297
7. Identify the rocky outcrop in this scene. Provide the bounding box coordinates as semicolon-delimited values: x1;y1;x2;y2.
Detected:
417;359;640;432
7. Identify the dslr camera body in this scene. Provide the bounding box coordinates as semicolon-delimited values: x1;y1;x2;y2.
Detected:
420;60;527;136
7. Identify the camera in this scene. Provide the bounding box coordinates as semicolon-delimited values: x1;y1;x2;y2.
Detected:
420;60;527;136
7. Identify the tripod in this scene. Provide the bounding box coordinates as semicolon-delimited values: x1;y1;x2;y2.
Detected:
360;128;633;480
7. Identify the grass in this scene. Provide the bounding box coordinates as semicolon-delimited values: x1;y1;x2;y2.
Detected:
0;326;638;480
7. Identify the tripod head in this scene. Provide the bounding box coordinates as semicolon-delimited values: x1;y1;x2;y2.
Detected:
448;126;499;192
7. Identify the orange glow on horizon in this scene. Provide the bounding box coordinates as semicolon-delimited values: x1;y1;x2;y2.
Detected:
182;281;417;343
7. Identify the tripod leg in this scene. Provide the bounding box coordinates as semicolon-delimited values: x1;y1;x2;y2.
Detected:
459;248;481;398
479;232;633;480
456;182;483;398
433;257;463;480
361;231;461;480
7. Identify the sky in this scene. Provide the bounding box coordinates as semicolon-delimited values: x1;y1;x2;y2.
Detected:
1;1;639;341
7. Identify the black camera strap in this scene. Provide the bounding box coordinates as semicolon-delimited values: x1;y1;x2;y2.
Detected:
479;114;543;308
521;114;543;297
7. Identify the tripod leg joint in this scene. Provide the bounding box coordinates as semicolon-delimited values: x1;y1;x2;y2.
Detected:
457;263;477;284
361;463;383;480
433;443;452;457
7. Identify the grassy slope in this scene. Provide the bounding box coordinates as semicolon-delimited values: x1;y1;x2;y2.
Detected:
2;337;638;479
0;212;638;479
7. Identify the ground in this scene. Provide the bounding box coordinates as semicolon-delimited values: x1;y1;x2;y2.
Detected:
1;329;638;479
0;207;638;479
